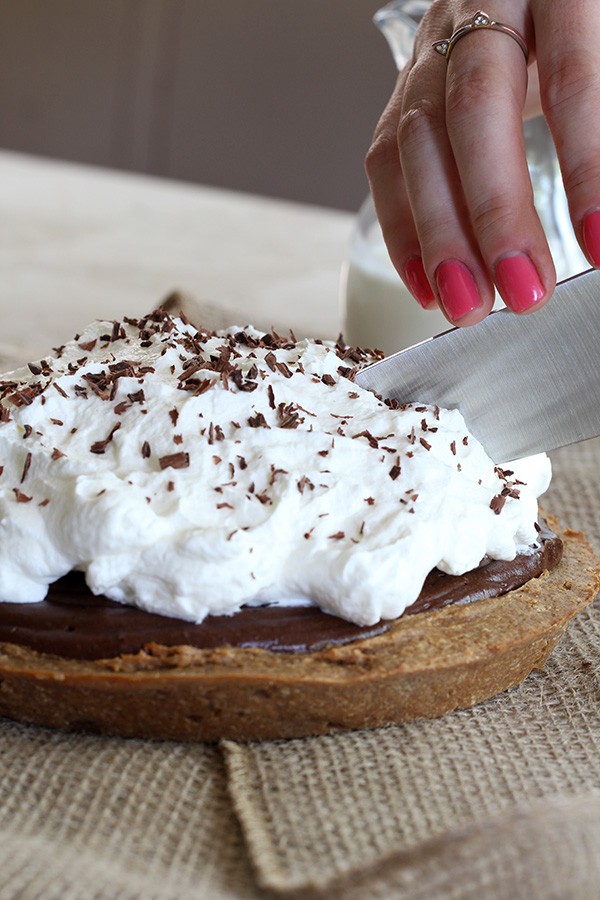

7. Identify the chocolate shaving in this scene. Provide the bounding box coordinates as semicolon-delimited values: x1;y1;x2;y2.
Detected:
53;383;68;398
159;451;190;470
141;441;151;459
276;362;293;379
178;360;204;382
90;423;121;454
269;465;288;485
490;494;506;515
352;429;379;449
13;489;32;503
328;531;345;540
264;351;277;372
193;379;212;396
82;373;110;401
232;371;258;392
297;475;315;494
20;452;32;483
278;402;301;429
7;387;37;407
248;412;269;428
51;448;66;461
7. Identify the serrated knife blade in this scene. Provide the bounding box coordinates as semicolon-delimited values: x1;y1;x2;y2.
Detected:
354;267;600;463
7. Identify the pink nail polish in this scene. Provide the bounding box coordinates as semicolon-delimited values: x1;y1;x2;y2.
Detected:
583;210;600;267
435;261;481;322
404;257;435;308
495;254;545;313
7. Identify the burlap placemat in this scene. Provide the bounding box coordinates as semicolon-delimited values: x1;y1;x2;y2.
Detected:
223;438;600;896
0;722;260;900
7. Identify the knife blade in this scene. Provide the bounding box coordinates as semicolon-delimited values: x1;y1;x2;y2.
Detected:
354;267;600;463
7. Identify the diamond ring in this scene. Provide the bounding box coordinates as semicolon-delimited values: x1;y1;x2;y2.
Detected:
433;10;529;63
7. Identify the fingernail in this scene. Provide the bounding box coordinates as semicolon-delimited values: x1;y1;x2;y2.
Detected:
404;257;435;309
582;210;600;266
495;253;545;312
435;260;481;322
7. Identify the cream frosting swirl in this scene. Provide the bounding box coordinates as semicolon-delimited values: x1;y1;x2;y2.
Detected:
0;312;551;625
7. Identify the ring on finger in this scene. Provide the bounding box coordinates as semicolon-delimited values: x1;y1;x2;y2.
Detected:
432;10;529;63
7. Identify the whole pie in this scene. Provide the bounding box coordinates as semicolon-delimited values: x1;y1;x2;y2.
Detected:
0;311;596;740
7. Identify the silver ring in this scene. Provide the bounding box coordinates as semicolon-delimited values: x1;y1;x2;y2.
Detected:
433;10;529;63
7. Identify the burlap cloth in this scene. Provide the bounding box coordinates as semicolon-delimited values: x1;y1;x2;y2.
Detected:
1;326;600;898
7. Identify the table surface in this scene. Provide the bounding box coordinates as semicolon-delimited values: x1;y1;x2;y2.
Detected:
0;150;352;361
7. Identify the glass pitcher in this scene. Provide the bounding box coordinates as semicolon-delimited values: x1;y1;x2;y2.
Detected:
340;0;587;354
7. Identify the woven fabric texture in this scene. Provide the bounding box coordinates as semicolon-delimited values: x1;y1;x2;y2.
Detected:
0;722;260;899
223;438;600;895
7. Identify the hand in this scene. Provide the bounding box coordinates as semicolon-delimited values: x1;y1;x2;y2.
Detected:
365;0;600;326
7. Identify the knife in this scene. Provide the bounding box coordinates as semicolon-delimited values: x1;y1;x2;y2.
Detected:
354;267;600;463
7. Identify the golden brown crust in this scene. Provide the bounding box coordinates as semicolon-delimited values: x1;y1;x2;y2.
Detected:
0;519;597;741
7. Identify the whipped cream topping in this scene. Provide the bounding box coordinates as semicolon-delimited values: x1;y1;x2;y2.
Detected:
0;312;551;626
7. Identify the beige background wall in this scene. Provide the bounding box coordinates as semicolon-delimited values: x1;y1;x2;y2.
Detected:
0;1;396;211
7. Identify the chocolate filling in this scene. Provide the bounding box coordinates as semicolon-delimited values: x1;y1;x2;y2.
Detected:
0;524;562;660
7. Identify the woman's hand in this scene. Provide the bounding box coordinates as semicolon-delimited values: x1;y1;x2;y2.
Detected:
365;0;600;325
